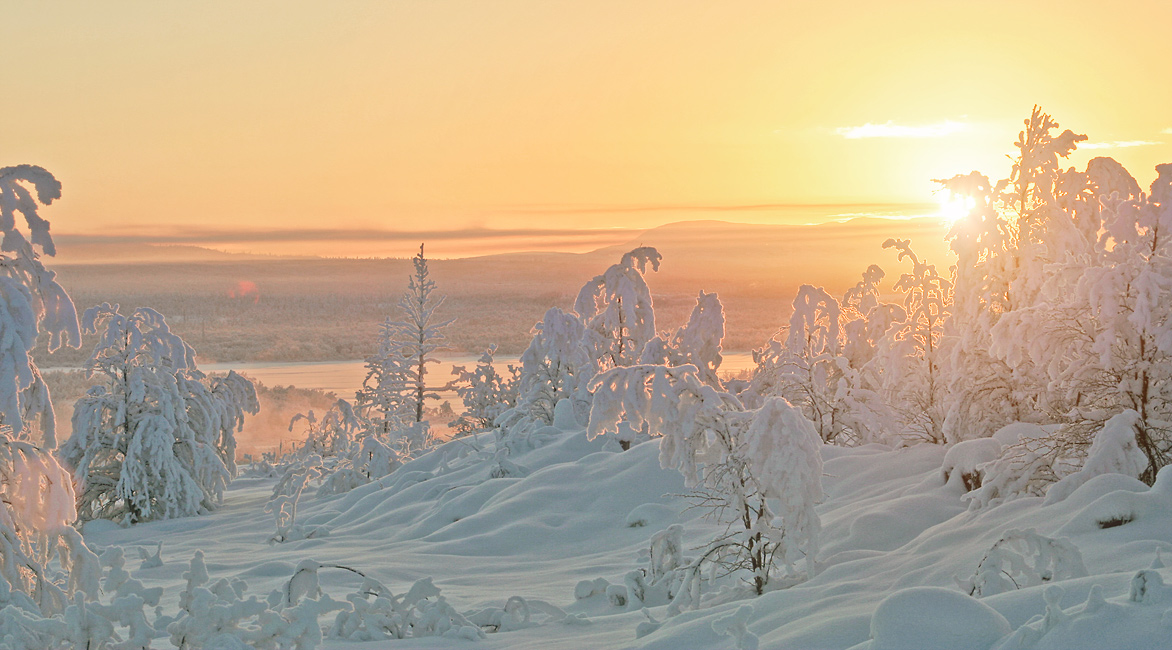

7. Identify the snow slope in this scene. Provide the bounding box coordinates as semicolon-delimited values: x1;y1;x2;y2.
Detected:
82;423;1172;649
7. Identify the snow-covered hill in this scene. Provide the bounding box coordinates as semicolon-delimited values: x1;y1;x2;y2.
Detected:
82;423;1172;649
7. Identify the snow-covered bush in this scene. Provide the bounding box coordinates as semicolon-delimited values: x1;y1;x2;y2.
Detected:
276;398;407;500
711;605;759;650
266;455;328;543
626;525;690;610
640;290;727;389
59;304;259;523
286;399;365;461
317;435;402;498
958;528;1087;597
167;553;489;648
449;345;519;437
465;595;582;633
498;307;593;434
355;318;414;437
589;364;823;598
965;432;1076;508
1042;410;1148;504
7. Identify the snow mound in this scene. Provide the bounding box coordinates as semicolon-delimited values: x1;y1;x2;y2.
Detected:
991;422;1055;447
863;586;1011;650
1056;470;1172;537
942;437;1002;491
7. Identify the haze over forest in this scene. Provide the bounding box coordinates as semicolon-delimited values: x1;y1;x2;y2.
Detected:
40;216;951;366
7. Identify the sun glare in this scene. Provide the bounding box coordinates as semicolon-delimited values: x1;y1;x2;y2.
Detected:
936;190;975;226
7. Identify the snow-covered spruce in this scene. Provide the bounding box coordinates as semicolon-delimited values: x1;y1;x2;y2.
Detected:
358;243;453;438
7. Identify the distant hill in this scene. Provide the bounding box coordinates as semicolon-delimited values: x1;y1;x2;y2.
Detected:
596;217;952;286
51;239;306;265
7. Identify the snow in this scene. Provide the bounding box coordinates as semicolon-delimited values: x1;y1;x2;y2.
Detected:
942;437;1002;490
859;586;1011;650
63;428;1171;649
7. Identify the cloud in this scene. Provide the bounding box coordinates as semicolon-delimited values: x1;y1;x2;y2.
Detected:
1162;128;1172;135
836;120;969;139
500;201;933;215
56;226;639;246
1080;140;1161;149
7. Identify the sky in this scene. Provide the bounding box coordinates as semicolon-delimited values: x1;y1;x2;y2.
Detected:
3;1;1170;258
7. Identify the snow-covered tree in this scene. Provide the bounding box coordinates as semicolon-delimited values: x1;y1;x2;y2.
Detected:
498;307;593;431
878;238;952;443
0;165;80;445
575;247;661;371
641;290;727;389
745;266;902;445
0;164;104;628
937;171;1026;443
998;106;1088;307
60;304;259;522
354;244;451;458
756;285;846;442
449;345;519;437
836;266;905;444
589;364;823;597
1000;166;1172;484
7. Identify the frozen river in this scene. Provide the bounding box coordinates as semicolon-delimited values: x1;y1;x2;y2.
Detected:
202;352;757;402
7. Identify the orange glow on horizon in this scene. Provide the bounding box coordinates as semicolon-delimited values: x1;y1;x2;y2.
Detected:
1;1;1168;257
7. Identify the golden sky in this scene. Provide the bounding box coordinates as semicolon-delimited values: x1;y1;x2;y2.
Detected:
3;1;1169;257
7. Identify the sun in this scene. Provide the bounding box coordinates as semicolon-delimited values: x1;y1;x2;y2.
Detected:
936;189;975;227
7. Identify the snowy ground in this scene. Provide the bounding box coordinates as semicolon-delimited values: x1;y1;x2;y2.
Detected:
82;424;1172;649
